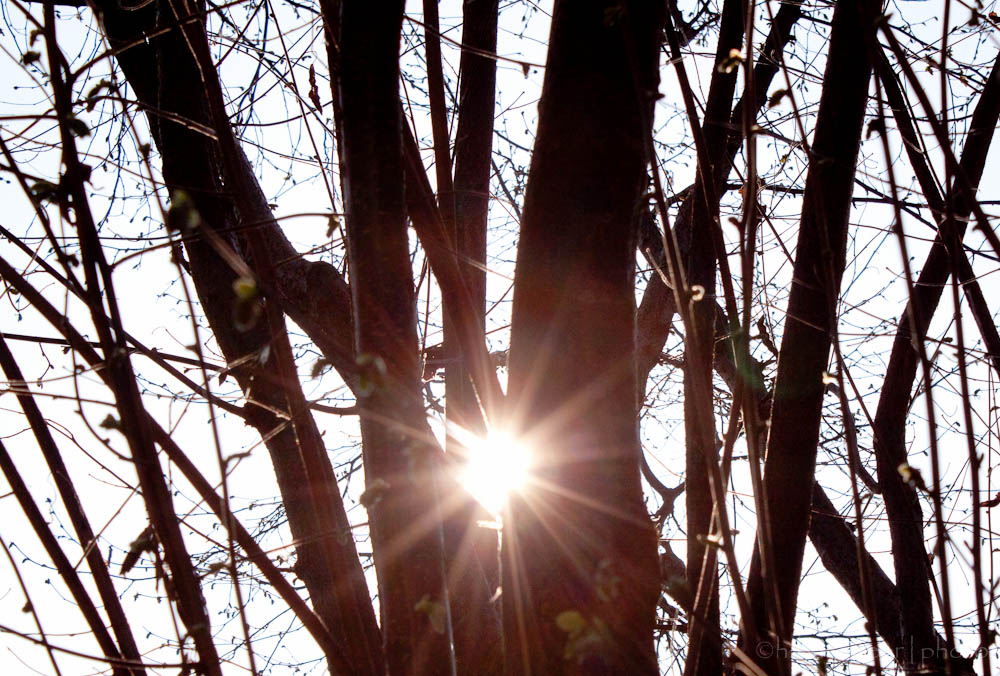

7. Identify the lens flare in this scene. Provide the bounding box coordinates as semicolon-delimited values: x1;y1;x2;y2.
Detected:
460;431;531;517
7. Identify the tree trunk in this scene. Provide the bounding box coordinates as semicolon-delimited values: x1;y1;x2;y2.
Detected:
503;2;663;674
742;0;873;671
332;3;455;674
95;4;382;673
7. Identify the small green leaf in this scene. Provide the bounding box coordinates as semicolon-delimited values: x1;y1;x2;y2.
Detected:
555;610;586;633
232;276;258;301
359;478;390;508
414;595;447;634
166;191;201;232
602;5;625;26
356;353;387;397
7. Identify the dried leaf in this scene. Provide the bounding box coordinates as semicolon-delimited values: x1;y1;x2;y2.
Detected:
99;414;122;431
897;463;927;492
326;213;341;238
67;115;90;138
717;48;743;74
979;492;1000;508
307;64;322;111
311;357;332;379
767;88;789;108
359;478;390;508
121;525;156;575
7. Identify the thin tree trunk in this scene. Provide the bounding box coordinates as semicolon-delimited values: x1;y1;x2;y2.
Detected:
0;258;350;668
332;3;455;674
443;2;506;673
42;8;223;670
742;0;873;670
673;2;744;673
636;0;802;382
503;2;664;673
0;336;145;676
867;51;1000;674
94;4;383;673
0;440;132;676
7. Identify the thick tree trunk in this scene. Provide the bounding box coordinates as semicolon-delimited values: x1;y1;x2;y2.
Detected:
742;0;873;671
502;2;663;674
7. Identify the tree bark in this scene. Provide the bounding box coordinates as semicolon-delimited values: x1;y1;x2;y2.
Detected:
94;4;382;673
332;4;455;674
442;2;506;673
672;2;744;673
742;0;873;671
503;2;663;674
865;49;1000;674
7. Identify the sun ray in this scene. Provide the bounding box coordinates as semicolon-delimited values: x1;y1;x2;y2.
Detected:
458;430;532;517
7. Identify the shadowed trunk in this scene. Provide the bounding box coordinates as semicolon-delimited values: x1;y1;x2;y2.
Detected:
742;0;873;671
502;2;664;674
672;1;744;674
94;3;383;673
867;49;1000;673
442;1;506;673
332;3;455;674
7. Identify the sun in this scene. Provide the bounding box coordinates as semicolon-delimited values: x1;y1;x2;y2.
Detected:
459;430;531;517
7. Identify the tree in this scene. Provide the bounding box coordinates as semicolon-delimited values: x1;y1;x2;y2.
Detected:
1;0;999;674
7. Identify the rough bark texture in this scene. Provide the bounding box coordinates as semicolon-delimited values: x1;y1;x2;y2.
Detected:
743;0;873;670
502;2;664;674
